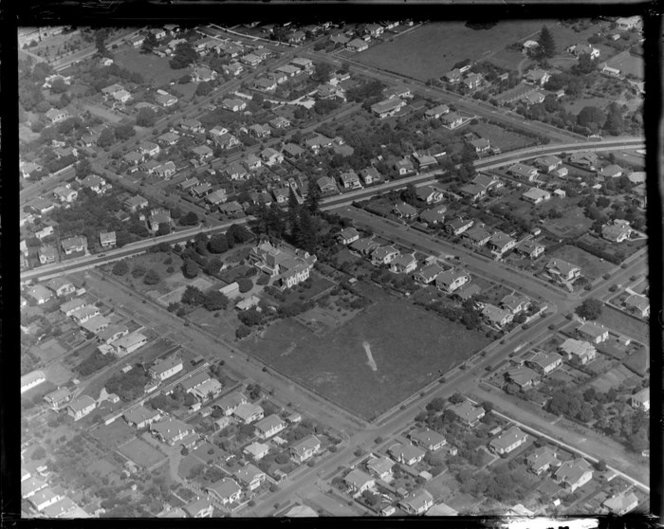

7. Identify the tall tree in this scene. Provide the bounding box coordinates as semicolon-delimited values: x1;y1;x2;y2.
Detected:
287;187;300;240
537;26;556;58
296;207;317;253
141;32;158;54
95;29;108;56
305;176;321;215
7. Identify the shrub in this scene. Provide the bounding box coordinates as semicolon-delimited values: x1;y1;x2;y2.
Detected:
143;269;160;285
235;325;251;339
238;278;253;293
131;265;146;278
257;274;270;286
112;260;129;276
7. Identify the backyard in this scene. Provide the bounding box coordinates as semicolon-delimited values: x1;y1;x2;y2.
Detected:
550;245;615;280
239;283;491;420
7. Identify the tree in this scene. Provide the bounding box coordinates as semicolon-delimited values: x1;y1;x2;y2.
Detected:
170;42;198;69
195;81;214;97
236;325;251;339
115;123;136;140
141;32;158;54
287;187;300;240
136;107;157;127
575;298;603;320
312;61;333;83
208;234;229;254
537;26;556;58
143;269;161;285
131;265;146;278
361;490;379;506
296;207;317;253
97;127;115;148
94;29;107;55
577;105;605;132
182;258;199;279
204;291;229;311
50;76;68;94
603;103;625;136
156;222;171;236
181;285;205;306
426;397;447;412
204;257;222;276
305;176;321;215
449;392;465;404
574;53;597;74
238;278;253;293
180;211;199;226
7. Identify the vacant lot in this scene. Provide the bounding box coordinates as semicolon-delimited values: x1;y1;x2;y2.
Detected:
113;48;184;87
356;21;543;81
542;206;593;239
589;365;638;393
598;305;649;342
91;420;136;450
240;283;490;420
470;122;536;152
550;245;614;280
118;437;167;469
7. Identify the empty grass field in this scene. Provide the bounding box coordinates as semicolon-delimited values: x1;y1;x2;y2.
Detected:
598;305;649;342
240;283;491;420
356;20;544;81
113;48;185;87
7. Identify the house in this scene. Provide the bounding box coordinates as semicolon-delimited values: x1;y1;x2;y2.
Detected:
524;68;551;86
45;108;70;123
21;370;47;394
99;231;117;249
347;38;369;52
138;141;160;158
207;478;242;505
26;284;54;305
509;163;538;181
410;429;447;451
535;155;563;173
350;237;380;256
425;104;450;119
191;65;217;83
150;356;183;381
400;489;434;515
446;217;474;236
206;189;228;207
53;186;78;203
290;57;314;71
123;405;162;429
360;167;382;186
148;209;172;233
125;195;149;212
441;112;464;130
488;231;516;258
97;323;129;345
391;253;418;274
344;469;375;494
191;145;213;162
569;151;599;169
222;98;247;112
316;176;338;195
70;305;100;324
599;164;624;179
525;351;563;375
371;98;405;119
500;293;531;314
482;303;514;329
366;455;394;482
419;205;447;226
469;138;491;155
616;15;642;31
414;186;444;207
154;161;176;180
506;366;540;389
444;68;462;83
60;236;88;256
111;331;148;357
517;239;545;260
576;321;609;344
489;426;528;455
183;497;214;518
388;442;426;465
254;414;286;439
44;387;72;410
522;187;551;204
602;220;632;243
29;197;56;216
20;160;43;179
464;72;483;90
371;245;400;266
290;435;322;463
394;201;418;219
248;241;317;290
155;91;178;108
546;258;581;282
261;147;283;167
151;418;194;445
215;391;247;416
178;118;203;134
559;338;598;364
436;268;470;293
338;227;361;245
415;262;445;284
46;277;76;297
464;225;491;247
157;131;180;147
448;400;485;426
244;441;270;461
567;42;600;60
304;134;333;152
235;464;266;491
22;476;47;498
625;293;650;318
339;170;362;190
29;488;62;511
394;157;415;176
629;387;649;412
223;62;244;77
233;402;264;424
555;459;593;492
526;446;560;475
67;395;97;421
604;492;639;515
218;201;244;218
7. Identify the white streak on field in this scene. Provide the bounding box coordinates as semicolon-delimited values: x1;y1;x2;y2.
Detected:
362;341;378;371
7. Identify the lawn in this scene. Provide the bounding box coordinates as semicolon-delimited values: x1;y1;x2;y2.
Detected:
597;305;649;341
240;283;491;420
91;420;136;450
543;206;593;239
113;48;185;87
550;245;614;280
356;20;544;81
118;437;168;469
470;122;536;152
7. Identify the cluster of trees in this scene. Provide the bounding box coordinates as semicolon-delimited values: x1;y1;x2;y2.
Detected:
74;349;115;377
173;284;231;313
575;298;603;320
170;42;199;69
89;62;145;92
418;297;484;332
105;365;151;401
147;385;197;412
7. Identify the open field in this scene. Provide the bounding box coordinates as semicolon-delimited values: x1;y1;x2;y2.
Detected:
550;245;614;280
113;48;185;87
240;282;490;420
598;304;649;341
470;122;536;152
589;365;639;392
118;437;167;469
91;420;136;450
543;206;593;239
356;21;543;81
